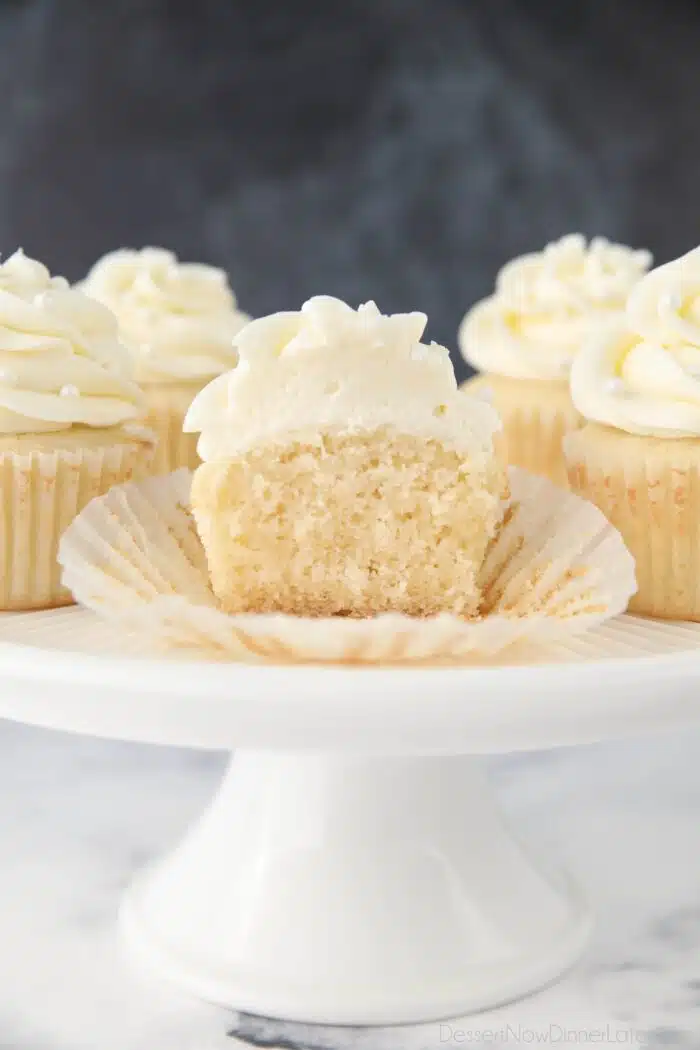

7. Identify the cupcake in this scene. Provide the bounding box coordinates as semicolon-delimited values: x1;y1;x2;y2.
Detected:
564;246;700;620
81;247;250;475
0;249;153;611
459;234;651;486
184;296;507;618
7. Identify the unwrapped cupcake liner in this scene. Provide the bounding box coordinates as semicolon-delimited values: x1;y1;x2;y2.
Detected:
143;381;201;475
58;466;636;664
565;426;700;621
0;437;154;611
465;374;581;488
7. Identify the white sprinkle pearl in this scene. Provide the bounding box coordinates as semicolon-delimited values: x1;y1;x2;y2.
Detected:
661;290;683;312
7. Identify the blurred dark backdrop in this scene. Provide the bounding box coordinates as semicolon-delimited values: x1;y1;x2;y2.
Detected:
0;0;696;379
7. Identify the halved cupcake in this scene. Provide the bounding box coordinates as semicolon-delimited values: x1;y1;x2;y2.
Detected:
459;234;651;486
81;247;250;475
184;296;507;618
0;249;153;610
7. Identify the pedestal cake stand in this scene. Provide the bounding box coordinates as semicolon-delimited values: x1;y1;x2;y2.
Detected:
0;607;699;1026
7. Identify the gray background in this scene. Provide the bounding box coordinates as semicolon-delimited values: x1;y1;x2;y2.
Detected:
0;0;697;380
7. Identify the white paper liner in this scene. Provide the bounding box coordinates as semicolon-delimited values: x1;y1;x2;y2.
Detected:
0;434;154;611
58;468;636;665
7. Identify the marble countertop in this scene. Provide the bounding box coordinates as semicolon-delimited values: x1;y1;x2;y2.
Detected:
0;719;698;1050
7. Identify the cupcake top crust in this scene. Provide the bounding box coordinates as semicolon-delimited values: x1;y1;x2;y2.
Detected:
0;249;144;435
81;247;250;385
459;234;651;381
570;246;700;438
184;295;501;463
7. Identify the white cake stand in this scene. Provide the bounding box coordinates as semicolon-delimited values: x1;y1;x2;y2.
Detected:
0;607;699;1026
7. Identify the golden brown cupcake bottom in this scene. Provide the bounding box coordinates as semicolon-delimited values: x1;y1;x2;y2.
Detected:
0;426;154;611
143;380;202;475
190;428;508;618
565;422;700;621
463;374;581;488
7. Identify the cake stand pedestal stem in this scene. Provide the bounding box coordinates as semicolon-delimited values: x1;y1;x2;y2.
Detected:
121;750;591;1025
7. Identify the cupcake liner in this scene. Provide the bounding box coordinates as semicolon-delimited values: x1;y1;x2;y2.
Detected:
565;424;700;621
0;436;154;611
465;374;581;488
143;381;201;475
58;467;636;665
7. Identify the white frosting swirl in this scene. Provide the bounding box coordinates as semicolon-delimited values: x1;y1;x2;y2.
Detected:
184;296;501;463
570;247;700;438
0;250;144;435
81;247;250;384
459;234;652;381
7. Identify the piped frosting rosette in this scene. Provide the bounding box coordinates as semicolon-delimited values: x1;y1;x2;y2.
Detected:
185;295;501;463
570;246;700;438
81;247;250;384
0;250;144;435
460;235;652;381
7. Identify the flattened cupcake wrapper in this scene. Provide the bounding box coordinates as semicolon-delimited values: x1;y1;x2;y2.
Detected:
0;439;153;611
58;467;636;664
143;383;202;475
465;375;581;488
565;428;700;621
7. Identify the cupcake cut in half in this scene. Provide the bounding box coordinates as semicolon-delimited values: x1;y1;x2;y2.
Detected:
184;296;507;618
459;234;651;486
0;249;154;611
81;247;250;475
564;246;700;621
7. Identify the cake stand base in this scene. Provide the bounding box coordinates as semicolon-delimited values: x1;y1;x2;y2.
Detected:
121;752;591;1025
3;608;699;1024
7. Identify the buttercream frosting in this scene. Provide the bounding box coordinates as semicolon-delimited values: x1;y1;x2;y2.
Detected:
570;247;700;438
184;296;501;463
81;247;250;383
459;234;652;381
0;250;144;435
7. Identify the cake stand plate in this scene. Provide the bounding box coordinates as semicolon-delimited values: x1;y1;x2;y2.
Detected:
0;608;699;1025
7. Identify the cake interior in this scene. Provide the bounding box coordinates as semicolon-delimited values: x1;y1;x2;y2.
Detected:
190;427;507;618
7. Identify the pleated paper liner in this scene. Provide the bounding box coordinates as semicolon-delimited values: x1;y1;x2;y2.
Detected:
464;374;581;488
0;429;155;612
565;423;700;621
58;468;636;665
142;381;202;475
